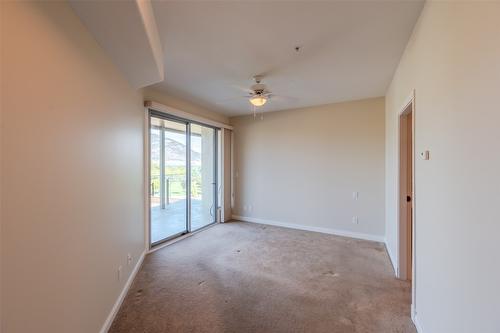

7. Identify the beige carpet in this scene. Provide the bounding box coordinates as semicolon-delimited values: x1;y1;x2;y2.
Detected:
110;221;415;333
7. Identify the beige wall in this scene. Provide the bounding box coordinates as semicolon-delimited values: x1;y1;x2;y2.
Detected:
1;3;233;332
231;98;385;240
385;2;500;332
1;2;146;332
143;87;230;125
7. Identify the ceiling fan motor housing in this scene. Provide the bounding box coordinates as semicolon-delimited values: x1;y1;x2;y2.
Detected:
251;83;267;94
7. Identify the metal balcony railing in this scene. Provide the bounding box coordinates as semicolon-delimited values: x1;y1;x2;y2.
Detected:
150;173;203;207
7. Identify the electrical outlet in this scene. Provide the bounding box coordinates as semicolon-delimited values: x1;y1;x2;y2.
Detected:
353;192;359;200
352;216;359;224
117;266;122;281
127;254;133;266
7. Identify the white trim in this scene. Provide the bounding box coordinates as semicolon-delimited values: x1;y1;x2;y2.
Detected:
99;251;146;333
385;240;398;276
145;101;233;130
412;310;424;333
233;215;385;243
399;89;415;116
410;91;417;315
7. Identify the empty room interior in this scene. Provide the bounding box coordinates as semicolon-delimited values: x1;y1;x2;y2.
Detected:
1;1;499;332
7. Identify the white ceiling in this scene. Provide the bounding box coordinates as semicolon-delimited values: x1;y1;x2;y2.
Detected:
150;1;424;116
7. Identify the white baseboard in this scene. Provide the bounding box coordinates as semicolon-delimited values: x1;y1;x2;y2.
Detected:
412;309;424;333
385;241;398;277
232;215;385;243
100;251;146;333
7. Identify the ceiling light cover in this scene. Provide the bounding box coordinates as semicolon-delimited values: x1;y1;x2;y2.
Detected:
249;96;267;107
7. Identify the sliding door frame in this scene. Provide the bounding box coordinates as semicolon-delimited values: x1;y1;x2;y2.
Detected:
148;109;219;249
189;123;218;232
148;115;189;248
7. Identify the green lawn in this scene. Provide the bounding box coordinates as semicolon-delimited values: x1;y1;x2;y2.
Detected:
151;165;203;199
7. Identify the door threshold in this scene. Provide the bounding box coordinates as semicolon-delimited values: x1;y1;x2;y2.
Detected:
191;221;219;233
148;222;219;254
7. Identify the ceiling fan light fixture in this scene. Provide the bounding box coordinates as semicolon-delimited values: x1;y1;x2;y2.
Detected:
249;96;267;107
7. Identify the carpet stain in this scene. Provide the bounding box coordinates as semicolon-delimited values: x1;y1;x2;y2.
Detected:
323;270;340;277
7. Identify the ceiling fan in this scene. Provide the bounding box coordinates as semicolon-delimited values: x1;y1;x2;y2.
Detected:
217;75;289;120
245;75;272;108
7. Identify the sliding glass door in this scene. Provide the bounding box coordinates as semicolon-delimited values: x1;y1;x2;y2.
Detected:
149;112;218;247
190;124;216;231
150;117;188;245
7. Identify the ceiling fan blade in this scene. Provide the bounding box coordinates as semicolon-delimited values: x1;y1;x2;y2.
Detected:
215;96;250;105
267;94;298;102
229;84;253;94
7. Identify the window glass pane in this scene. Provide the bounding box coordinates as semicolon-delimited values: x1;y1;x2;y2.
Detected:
190;124;216;230
150;117;188;244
